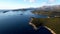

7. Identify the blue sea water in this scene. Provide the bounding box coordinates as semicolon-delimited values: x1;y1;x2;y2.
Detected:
0;10;52;34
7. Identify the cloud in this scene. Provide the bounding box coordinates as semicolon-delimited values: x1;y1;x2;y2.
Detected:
39;2;53;7
24;0;36;3
49;0;55;2
29;0;36;3
24;0;27;2
40;2;48;6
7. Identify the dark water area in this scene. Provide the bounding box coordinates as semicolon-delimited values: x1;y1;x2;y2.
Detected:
0;10;52;34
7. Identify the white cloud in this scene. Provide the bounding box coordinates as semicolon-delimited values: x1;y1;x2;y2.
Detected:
49;0;55;2
29;0;36;3
24;0;27;2
40;2;48;6
0;3;33;9
24;0;36;3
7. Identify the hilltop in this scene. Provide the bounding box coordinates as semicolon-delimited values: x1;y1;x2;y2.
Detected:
32;5;60;17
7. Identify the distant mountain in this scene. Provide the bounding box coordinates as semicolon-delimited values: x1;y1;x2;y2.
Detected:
1;5;60;13
35;5;60;12
32;5;60;17
0;8;36;13
12;8;36;11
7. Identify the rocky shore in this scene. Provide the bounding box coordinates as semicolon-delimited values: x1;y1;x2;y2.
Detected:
29;17;60;34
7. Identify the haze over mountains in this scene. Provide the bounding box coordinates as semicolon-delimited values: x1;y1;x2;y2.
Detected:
0;5;60;13
32;5;60;17
35;5;60;12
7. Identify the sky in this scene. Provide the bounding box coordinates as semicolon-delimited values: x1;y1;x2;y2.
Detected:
0;0;60;9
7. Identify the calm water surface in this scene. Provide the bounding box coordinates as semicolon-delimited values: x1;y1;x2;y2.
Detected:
0;10;52;34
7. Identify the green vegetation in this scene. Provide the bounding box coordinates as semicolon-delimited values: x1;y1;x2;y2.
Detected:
31;17;60;34
32;10;60;17
31;6;60;34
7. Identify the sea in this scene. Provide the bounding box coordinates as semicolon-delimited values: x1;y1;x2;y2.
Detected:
0;10;52;34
